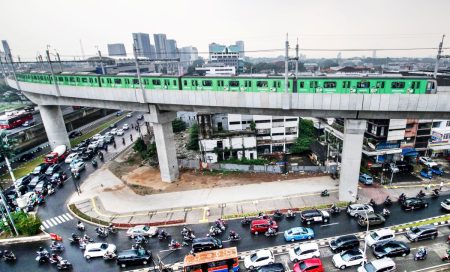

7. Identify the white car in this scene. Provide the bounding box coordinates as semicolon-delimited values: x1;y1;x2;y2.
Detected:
123;124;129;130
357;257;396;272
84;243;116;259
441;199;450;211
71;161;86;173
419;156;438;167
116;129;124;136
288;242;320;262
126;113;132;118
110;128;118;135
65;153;79;164
88;142;99;150
332;249;366;270
365;229;395;247
126;225;159;238
347;204;374;217
244;249;274;270
92;133;102;141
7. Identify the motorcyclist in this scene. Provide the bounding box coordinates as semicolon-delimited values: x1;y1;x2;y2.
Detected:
382;208;390;216
159;229;168;238
432;188;440;195
169;239;178;248
287;209;294;217
77;221;85;230
266;227;275;235
229;230;238;239
135;235;146;244
3;250;13;258
37;247;48;256
51;253;60;263
417;247;427;258
418;190;425;197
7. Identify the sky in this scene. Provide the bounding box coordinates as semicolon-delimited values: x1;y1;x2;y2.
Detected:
1;0;449;61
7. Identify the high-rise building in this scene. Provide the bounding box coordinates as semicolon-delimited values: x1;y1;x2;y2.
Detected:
179;46;199;67
208;42;243;72
2;40;11;56
166;39;178;59
132;33;153;59
235;40;245;58
153;34;167;59
107;43;127;57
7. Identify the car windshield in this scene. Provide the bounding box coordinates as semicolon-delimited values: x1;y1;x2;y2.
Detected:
250;253;258;262
299;262;308;270
100;244;108;250
445;200;450;205
340;251;355;261
363;263;377;272
410;227;421;234
383;246;394;253
143;226;149;231
370;232;379;240
294;247;301;255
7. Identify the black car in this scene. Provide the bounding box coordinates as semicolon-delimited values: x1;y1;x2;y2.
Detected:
45;164;61;176
372;240;410;259
32;163;49;175
116;248;152;268
395;161;414;173
81;150;95;161
191;237;223;253
401;197;428;210
28;174;47;189
300;209;330;225
15;174;32;188
19;153;35;162
110;123;117;128
256;263;285;272
357;213;386;227
406;225;438;242
137;114;144;120
329;235;360;252
68;130;82;138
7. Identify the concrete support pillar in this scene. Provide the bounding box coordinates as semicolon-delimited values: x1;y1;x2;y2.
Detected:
339;119;367;202
39;105;70;150
145;105;179;182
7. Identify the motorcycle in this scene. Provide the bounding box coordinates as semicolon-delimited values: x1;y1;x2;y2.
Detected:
417;190;426;198
209;226;222;236
95;227;108;238
37;194;46;205
76;222;85;232
414;248;427;261
168;240;182;250
368;199;376;206
57;259;73;270
181;227;193;237
158;230;171;240
107;224;117;234
73;172;80;180
91;159;98;168
134;235;148;245
329;205;341;215
183;232;196;242
103;251;117;260
228;231;241;241
264;228;277;237
0;250;17;262
50;242;65;252
272;210;283;220
384;196;392;206
321;190;329;197
382;208;391;217
432;189;440;198
215;219;227;231
241;217;251;225
398;193;406;203
50;254;63;265
47;185;56;195
286;210;296;219
98;152;104;161
36;250;50;264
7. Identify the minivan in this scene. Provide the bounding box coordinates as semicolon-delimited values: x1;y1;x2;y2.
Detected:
406;225;438;242
116;248;152;268
251;219;278;235
191;237;223;253
329;235;360;252
357;258;396;272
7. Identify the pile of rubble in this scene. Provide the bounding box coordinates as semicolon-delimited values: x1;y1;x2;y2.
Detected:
174;130;199;160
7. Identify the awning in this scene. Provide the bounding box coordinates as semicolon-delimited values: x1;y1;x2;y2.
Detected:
402;147;418;157
429;144;450;151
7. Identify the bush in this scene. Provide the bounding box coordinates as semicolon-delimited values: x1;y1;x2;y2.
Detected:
172;118;187;133
187;123;199;151
133;138;157;160
0;211;41;236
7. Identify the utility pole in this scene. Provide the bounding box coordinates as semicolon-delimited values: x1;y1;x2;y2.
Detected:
0;187;19;236
46;46;61;96
56;51;63;72
0;57;6;78
284;33;289;93
295;38;299;76
7;51;21;91
96;46;105;75
434;35;445;79
38;55;45;71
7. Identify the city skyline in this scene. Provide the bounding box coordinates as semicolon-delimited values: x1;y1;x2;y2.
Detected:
0;0;450;60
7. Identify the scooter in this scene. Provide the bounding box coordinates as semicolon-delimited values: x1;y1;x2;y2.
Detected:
107;224;117;234
272;210;283;220
103;251;117;260
77;222;85;232
286;210;296;219
168;241;183;250
95;227;108;238
321;190;329;197
417;190;426;198
384;196;392;206
398;193;406;203
432;189;440;198
215;219;227;231
0;250;17;262
181;227;193;237
134;235;148;245
50;254;63;265
36;251;50;264
228;232;241;241
382;208;391;217
209;226;222;236
329;205;341;215
414;248;427;261
47;185;56;195
50;242;65;252
158;230;171;240
57;259;73;270
91;159;98;168
264;229;277;237
241;217;251;225
368;199;376;206
183;232;196;242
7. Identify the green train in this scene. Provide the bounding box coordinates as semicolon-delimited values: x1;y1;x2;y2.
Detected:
15;72;437;94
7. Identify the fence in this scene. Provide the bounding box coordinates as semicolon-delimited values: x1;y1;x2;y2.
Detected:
178;159;331;174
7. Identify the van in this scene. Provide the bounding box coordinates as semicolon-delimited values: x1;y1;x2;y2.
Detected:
357;257;396;272
357;213;385;227
251;219;278;235
406;225;438;242
329;235;360;252
191;237;223;253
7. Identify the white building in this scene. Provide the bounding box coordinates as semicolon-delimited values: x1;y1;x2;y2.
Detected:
429;120;450;156
199;134;257;163
195;65;236;75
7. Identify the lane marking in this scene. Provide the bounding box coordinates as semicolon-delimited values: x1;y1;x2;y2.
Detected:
321;222;339;227
50;218;58;225
66;213;74;219
57;215;66;222
412;263;450;272
54;217;62;224
46;220;54;227
42;221;49;229
62;214;71;221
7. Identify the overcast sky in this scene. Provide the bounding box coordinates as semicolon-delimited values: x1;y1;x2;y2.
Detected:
1;0;449;60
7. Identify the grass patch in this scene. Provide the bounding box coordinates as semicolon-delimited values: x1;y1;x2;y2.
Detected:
222;201;349;220
392;214;450;231
69;204;109;226
70;116;124;147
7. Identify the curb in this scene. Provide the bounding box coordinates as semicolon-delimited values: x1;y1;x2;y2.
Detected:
0;232;51;246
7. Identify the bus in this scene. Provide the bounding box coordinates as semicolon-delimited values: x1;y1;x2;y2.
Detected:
183;247;240;272
0;111;33;129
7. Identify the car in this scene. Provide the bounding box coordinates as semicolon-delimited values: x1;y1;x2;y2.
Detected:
32;163;49;175
357;213;385;227
346;204;374;217
20;191;37;206
116;248;152;268
92;134;102;141
116;129;124;136
395;161;414;173
420;168;433;179
244;249;275;270
45;164;61;175
50;171;67;184
126;225;159;238
70;145;85;153
123;124;129;130
110;123;117;129
110;128;118;135
389;163;399;173
250;219;278;235
24;105;35;112
441;199;450;211
68;130;82;138
126;113;132;118
70;158;83;169
401;197;428;210
88;141;99;150
116;111;123;116
357;258;396;272
300;209;330;224
293;258;324;272
14;174;32;189
65;153;79;164
137;114;144;120
329;235;360;252
84;243;116;259
419;156;438;167
256;263;285;272
81;150;95;161
28;174;47;189
105;135;114;144
288;242;320;262
365;229;395;247
22;120;35;127
35;181;49;195
284;227;314;242
71;161;86;173
372;240;410;259
405;225;438;242
332;248;366;270
18;153;34;162
431;165;444;176
191;237;223;253
359;173;373;185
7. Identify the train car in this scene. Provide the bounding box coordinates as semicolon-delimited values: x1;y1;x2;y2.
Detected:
181;76;294;92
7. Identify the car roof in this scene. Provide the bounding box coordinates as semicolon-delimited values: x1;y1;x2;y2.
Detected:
257;263;284;272
341;248;362;256
252;219;272;224
370;258;396;269
302;209;320;215
411;225;436;231
336;234;358;241
372;229;394;236
349;204;368;208
289;227;308;233
193;237;217;243
300;258;321;266
255;249;272;257
297;242;319;251
85;243;107;249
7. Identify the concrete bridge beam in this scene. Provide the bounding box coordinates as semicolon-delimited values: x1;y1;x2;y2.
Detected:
339;119;367;202
39;105;70;150
145;105;179;182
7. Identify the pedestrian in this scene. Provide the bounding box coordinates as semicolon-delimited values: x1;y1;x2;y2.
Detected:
130;134;133;142
426;182;431;191
440;181;444;191
113;142;116;149
105;145;108;152
122;138;125;145
131;124;134;129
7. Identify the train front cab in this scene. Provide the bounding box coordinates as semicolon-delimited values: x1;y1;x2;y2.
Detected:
426;80;437;94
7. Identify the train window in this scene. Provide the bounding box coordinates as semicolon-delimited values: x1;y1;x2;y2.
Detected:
152;79;161;85
391;82;405;89
191;80;198;86
173;80;177;85
58;77;64;82
299;82;304;88
411;82;415;89
107;78;112;84
218;80;224;87
357;81;370;88
342;81;350;88
69;77;75;82
257;81;268;87
202;80;212;87
324;81;336;88
76;78;80;82
113;78;121;84
144;79;149;85
40;76;44;80
247;81;252;87
164;79;170;85
415;81;420;89
81;78;88;83
183;80;187;86
310;81;318;88
89;78;93;83
125;79;130;84
133;79;139;84
376;81;385;88
229;81;239;87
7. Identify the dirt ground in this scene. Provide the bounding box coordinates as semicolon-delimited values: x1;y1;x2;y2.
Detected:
109;148;327;196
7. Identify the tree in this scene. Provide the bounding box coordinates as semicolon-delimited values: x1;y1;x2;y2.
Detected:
172;118;187;133
133;138;157;160
290;137;313;154
291;119;315;154
187;123;199;151
249;121;256;131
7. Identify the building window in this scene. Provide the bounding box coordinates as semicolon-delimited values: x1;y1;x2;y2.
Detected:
285;118;297;122
255;120;270;124
217;141;223;149
272;133;284;136
229;121;240;125
272;119;284;122
447;121;450;127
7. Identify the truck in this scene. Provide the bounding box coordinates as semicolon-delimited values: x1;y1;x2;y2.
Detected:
44;145;68;164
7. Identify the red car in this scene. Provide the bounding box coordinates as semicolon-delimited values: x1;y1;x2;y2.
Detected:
293;258;324;272
250;219;278;235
